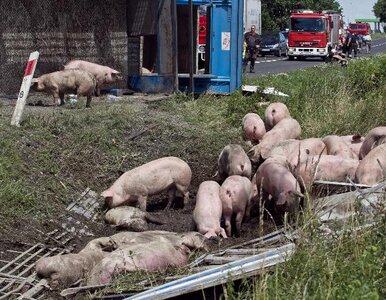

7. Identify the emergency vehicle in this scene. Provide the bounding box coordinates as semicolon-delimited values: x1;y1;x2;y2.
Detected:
287;10;343;61
348;22;371;35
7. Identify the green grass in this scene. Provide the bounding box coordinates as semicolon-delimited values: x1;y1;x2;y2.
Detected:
0;54;385;298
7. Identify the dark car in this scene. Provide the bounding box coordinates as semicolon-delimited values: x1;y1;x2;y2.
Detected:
259;32;287;57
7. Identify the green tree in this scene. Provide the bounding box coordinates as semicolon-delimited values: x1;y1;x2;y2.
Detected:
373;0;386;22
262;0;342;32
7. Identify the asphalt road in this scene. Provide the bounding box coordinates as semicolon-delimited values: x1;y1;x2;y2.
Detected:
245;37;386;76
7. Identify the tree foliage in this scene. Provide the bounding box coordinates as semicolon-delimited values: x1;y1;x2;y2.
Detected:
261;0;342;32
373;0;386;22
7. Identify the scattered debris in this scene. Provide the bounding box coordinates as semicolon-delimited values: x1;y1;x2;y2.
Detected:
66;188;101;221
241;85;289;97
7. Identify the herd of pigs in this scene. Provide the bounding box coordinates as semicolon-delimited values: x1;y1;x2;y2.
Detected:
33;94;385;288
31;60;123;106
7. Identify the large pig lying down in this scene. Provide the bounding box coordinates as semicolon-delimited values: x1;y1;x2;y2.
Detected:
220;175;252;237
101;157;192;211
248;118;302;164
31;69;96;107
193;181;227;239
358;126;386;159
104;206;164;231
266;138;327;168
64;60;123;96
294;155;359;189
35;231;208;288
215;144;252;182
355;143;386;186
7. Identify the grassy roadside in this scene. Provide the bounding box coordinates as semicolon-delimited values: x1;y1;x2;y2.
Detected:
0;54;385;298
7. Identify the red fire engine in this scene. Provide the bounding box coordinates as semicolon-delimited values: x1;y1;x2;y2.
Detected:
287;10;343;61
348;22;371;36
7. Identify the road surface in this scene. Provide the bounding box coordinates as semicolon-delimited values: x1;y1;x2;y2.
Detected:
244;37;386;76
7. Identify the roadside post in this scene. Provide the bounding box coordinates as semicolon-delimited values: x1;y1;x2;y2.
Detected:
11;51;39;127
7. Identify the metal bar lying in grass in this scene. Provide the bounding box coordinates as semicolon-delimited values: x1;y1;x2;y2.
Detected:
124;243;295;300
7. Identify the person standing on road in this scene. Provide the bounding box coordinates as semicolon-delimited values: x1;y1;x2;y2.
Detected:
243;25;260;73
347;32;358;58
363;33;372;53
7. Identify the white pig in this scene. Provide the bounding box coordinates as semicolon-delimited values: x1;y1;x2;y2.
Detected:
241;113;266;144
215;144;252;182
220;175;252;237
355;143;386;186
322;135;356;159
264;102;291;131
358;126;386;159
31;69;96;107
248;118;302;164
64;60;123;96
193;181;227;239
101;157;192;211
254;158;303;215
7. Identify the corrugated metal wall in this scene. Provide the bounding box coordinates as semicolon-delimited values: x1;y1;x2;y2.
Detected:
0;0;128;94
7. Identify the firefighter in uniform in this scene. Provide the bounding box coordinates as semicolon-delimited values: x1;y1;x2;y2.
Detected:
243;25;260;73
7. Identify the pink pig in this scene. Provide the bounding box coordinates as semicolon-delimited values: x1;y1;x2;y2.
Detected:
219;175;252;237
264;102;291;131
322;135;356;159
294;155;359;188
253;157;303;215
340;134;364;159
358;126;386;159
193;181;227;239
31;69;96;107
248;118;302;164
101;157;192;211
241;113;266;144
216;144;252;182
355;143;386;186
64;60;123;96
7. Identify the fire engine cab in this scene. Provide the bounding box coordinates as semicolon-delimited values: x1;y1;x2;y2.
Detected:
287;10;342;61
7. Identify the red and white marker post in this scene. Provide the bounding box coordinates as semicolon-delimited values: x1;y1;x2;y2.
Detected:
11;51;39;127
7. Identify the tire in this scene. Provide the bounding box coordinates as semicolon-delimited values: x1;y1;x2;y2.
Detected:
276;49;281;57
288;56;294;61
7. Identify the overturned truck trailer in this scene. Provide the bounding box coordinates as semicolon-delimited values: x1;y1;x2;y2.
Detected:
127;0;244;95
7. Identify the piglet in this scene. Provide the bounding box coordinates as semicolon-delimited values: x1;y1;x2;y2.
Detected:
219;175;252;237
193;181;227;239
31;69;96;107
101;157;192;211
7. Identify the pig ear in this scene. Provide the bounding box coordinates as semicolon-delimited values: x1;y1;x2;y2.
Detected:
289;190;304;198
111;72;122;79
101;190;114;199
